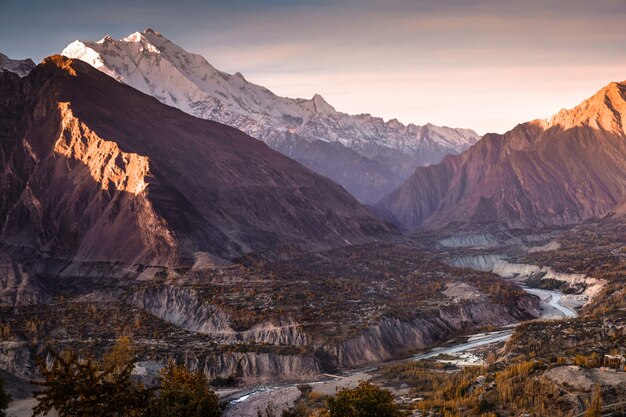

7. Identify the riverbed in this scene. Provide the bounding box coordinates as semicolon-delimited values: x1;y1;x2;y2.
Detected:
222;283;577;416
6;287;573;417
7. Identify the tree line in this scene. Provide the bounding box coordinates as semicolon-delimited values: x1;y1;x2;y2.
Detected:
0;337;403;417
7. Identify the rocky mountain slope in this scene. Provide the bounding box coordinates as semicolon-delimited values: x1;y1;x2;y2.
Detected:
0;241;541;387
0;56;395;268
378;80;626;230
0;52;35;77
61;29;479;202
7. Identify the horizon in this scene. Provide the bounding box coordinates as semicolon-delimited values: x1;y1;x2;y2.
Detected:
1;0;626;134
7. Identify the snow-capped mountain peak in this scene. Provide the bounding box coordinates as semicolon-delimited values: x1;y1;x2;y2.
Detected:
61;29;480;202
98;34;114;44
309;94;336;115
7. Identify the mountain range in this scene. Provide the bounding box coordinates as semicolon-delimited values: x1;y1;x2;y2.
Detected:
1;41;624;252
0;53;35;77
1;26;625;417
378;80;626;230
60;29;479;203
0;56;395;267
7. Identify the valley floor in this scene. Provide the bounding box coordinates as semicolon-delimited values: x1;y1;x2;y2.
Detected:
2;222;624;417
221;281;576;416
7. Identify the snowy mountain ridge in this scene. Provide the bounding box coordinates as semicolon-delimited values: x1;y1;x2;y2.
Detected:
0;53;35;77
62;28;479;202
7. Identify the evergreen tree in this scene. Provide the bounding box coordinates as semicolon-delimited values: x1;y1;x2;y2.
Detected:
0;376;11;417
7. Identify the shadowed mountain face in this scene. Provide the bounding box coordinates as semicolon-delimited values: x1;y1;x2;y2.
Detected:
0;56;396;267
61;29;479;203
378;81;626;230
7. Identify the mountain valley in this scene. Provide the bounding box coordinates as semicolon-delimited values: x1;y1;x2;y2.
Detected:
0;22;625;417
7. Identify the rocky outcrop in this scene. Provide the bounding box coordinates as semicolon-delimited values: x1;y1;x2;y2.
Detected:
132;294;539;379
0;341;35;380
126;286;308;346
0;288;540;383
526;240;561;253
241;322;308;347
0;68;176;266
378;81;626;229
495;261;606;307
543;365;626;391
126;286;233;335
336;298;540;368
337;317;445;367
450;254;606;308
438;233;501;248
449;254;505;271
0;250;49;306
201;352;321;382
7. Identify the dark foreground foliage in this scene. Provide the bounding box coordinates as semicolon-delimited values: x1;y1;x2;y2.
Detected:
32;338;223;417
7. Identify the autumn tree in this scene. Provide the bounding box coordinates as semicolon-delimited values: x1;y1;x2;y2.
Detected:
33;348;151;417
584;384;602;417
31;341;223;417
150;360;222;417
103;336;136;373
325;381;402;417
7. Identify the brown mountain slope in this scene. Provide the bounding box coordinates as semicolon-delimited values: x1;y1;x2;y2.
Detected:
0;56;396;267
378;81;626;230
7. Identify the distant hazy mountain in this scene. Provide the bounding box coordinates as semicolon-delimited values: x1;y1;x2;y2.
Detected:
0;56;396;267
61;28;479;202
0;53;35;77
378;80;626;230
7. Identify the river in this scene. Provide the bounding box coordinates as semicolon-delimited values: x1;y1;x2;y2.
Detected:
523;287;578;318
222;284;577;416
